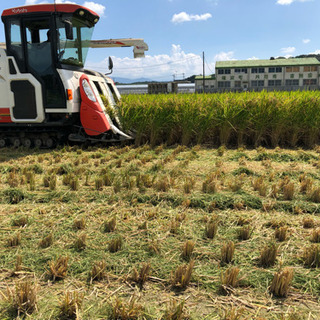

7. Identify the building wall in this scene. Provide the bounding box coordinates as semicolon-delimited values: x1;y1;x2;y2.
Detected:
194;79;215;93
214;64;320;92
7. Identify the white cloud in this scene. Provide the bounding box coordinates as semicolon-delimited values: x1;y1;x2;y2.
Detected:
303;39;311;44
276;0;312;5
171;12;212;24
83;1;105;16
214;51;235;61
280;46;296;56
87;44;206;80
247;56;259;60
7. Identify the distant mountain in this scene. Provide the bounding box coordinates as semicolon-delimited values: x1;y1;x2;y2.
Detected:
112;77;156;84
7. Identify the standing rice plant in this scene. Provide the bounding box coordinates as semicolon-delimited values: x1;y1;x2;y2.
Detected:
119;91;320;148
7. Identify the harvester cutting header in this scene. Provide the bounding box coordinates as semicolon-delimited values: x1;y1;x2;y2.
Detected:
0;3;148;147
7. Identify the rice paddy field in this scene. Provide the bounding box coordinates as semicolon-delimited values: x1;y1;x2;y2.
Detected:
118;91;320;148
2;91;320;319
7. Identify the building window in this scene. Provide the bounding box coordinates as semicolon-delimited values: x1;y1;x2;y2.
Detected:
268;80;282;87
251;80;264;87
218;69;231;75
303;79;317;85
285;79;299;86
286;66;299;72
234;81;241;88
235;68;248;74
252;68;265;73
303;66;318;72
218;81;231;88
269;67;282;73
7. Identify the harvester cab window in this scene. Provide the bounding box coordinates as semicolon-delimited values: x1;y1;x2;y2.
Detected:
9;20;23;62
25;19;52;75
56;16;94;68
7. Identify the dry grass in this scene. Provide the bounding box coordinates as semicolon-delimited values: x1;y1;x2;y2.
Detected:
162;299;186;320
259;243;278;267
7;232;21;247
283;182;295;200
14;255;23;272
237;225;252;241
202;176;217;194
12;215;28;227
74;233;87;251
223;306;244;320
47;256;69;281
4;280;38;316
181;240;195;260
310;228;320;243
130;262;151;289
89;260;107;282
2;145;320;318
108;296;144;320
103;217;116;233
269;267;294;298
308;186;320;203
275;227;288;242
38;233;53;248
108;236;123;253
303;216;315;229
221;241;235;264
73;217;86;230
303;244;320;268
59;291;84;320
205;219;218;239
171;260;194;290
220;266;240;294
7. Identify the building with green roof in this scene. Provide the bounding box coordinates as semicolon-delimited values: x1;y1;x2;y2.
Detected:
195;57;320;93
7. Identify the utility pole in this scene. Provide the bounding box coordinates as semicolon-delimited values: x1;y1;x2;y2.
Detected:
202;51;205;93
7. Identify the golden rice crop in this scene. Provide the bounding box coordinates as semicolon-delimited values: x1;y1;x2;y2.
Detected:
118;91;320;148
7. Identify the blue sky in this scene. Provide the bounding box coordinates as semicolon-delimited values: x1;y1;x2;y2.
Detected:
1;0;320;81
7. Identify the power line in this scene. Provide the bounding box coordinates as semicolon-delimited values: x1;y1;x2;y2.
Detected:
86;55;202;72
204;57;214;74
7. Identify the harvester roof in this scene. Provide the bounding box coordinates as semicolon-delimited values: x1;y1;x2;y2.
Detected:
2;3;99;19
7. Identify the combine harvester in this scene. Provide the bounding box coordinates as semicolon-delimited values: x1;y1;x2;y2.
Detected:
0;3;148;147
